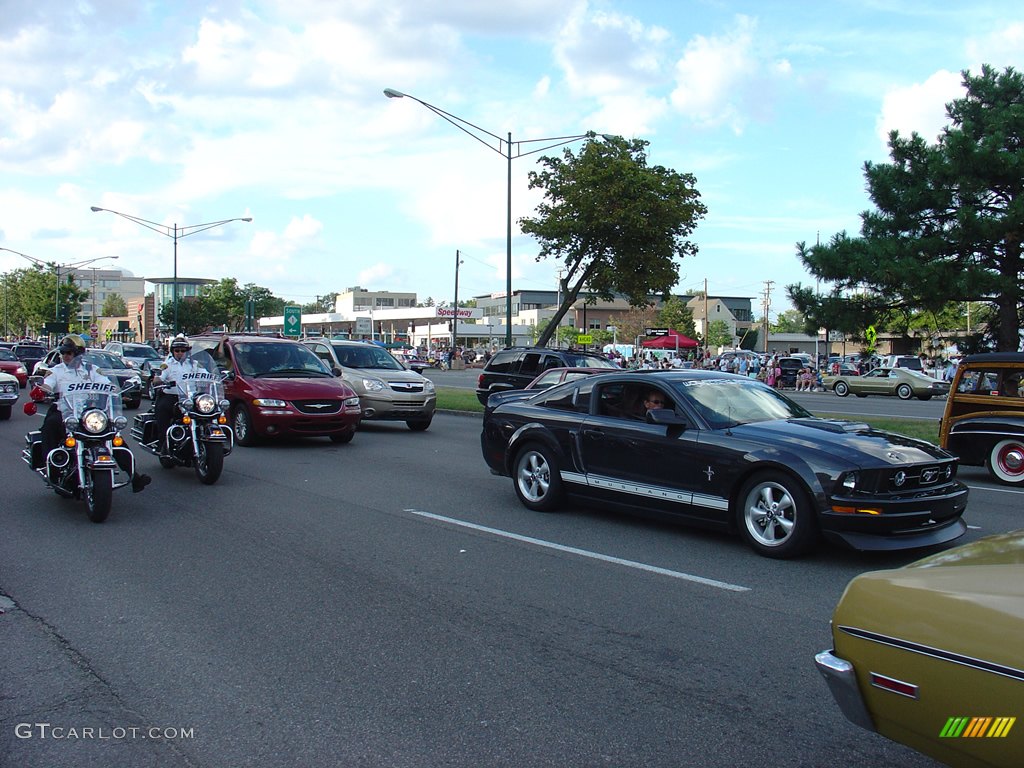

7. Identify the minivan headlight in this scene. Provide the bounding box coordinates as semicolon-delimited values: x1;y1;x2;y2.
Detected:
423;379;435;392
252;398;287;407
362;378;386;392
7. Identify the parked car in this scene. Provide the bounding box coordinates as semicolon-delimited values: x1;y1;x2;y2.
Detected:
940;351;1024;485
34;347;144;409
880;354;924;371
480;370;968;558
0;347;29;387
824;366;950;401
476;347;619;405
775;357;804;389
0;370;18;419
104;341;164;399
190;334;361;446
12;341;47;374
302;339;436;431
815;529;1023;768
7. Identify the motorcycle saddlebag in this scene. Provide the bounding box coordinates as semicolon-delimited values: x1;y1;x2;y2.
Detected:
25;430;43;469
131;413;158;445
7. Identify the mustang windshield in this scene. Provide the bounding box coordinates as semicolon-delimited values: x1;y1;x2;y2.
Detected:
678;379;812;428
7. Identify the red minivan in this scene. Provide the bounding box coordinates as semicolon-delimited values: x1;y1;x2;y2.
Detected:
190;334;362;446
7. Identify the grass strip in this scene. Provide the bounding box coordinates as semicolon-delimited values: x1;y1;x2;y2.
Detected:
437;388;941;444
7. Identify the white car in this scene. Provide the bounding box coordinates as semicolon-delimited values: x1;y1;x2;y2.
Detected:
0;371;19;420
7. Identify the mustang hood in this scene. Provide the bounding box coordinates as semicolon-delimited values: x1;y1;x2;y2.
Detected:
732;418;953;465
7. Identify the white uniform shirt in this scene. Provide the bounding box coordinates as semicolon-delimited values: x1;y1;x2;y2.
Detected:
42;360;115;417
157;354;208;397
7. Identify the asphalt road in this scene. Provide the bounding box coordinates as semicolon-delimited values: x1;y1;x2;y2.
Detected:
1;403;1017;767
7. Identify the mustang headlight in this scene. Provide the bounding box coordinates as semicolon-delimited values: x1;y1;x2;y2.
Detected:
82;409;109;434
195;394;217;414
362;378;386;392
840;472;859;491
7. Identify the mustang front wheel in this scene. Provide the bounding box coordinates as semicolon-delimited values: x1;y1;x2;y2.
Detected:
833;381;849;397
736;473;817;558
513;443;564;512
896;383;913;400
988;439;1024;485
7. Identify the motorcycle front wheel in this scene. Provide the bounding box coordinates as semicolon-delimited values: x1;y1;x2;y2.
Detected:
86;470;113;523
194;440;225;485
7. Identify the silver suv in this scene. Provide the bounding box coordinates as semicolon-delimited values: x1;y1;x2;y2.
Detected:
303;339;436;431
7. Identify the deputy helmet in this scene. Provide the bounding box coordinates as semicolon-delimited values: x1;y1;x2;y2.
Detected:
58;334;86;356
170;334;191;353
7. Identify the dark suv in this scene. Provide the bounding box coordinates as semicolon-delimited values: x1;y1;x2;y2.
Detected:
476;347;619;404
190;334;362;446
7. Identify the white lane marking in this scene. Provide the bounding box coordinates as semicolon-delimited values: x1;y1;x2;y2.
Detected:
404;509;751;593
965;483;1024;495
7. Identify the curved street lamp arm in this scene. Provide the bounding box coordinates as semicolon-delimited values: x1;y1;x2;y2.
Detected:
90;207;173;238
91;207;252;239
176;217;253;239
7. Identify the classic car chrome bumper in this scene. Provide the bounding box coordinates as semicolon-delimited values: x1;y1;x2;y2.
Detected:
814;650;876;732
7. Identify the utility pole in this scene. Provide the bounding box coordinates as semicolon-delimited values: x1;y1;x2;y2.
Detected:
703;278;709;359
763;280;774;354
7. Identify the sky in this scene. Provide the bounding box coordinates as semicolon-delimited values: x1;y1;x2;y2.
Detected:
2;0;1023;321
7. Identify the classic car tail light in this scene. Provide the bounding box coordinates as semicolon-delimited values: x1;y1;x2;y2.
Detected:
869;672;918;699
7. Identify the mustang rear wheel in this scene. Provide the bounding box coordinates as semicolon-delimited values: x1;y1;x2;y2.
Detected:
513;443;564;512
736;472;817;558
833;381;849;397
896;383;913;400
988;439;1024;485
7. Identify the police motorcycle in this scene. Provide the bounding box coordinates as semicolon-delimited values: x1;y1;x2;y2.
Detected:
22;378;138;523
132;350;232;484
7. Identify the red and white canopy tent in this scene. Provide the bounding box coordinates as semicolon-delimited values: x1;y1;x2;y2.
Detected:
640;330;699;350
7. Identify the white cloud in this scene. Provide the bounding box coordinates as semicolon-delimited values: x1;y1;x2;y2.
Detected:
875;69;962;147
668;15;793;134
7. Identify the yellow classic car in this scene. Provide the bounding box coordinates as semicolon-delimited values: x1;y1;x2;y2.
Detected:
815;530;1024;768
824;366;951;400
940;352;1024;485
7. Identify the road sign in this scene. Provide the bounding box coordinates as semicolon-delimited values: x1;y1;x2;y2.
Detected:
283;306;302;337
90;323;99;334
645;327;669;336
576;334;593;345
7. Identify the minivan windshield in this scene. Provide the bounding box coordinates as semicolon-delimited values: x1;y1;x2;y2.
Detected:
233;342;333;378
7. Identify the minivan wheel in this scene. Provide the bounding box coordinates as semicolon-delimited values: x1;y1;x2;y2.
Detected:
233;404;258;447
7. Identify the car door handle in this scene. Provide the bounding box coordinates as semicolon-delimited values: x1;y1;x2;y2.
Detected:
582;428;604;440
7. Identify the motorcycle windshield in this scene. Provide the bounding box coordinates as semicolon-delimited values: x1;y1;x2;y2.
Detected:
59;382;124;425
179;352;223;401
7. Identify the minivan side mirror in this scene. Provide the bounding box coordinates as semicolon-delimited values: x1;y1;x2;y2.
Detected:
332;365;343;377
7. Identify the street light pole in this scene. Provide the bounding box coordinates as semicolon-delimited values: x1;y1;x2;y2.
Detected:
90;207;252;333
383;88;595;348
451;249;463;355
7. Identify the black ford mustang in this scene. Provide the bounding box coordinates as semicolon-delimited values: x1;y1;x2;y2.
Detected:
480;370;969;558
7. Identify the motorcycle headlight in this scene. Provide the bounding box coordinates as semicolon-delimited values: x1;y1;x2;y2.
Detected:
114;416;128;430
64;416;79;432
182;398;195;411
195;394;217;414
82;409;109;435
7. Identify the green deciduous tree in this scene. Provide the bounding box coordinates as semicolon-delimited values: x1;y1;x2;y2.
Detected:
520;134;707;348
102;292;127;317
657;295;696;338
706;320;732;349
789;65;1024;351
